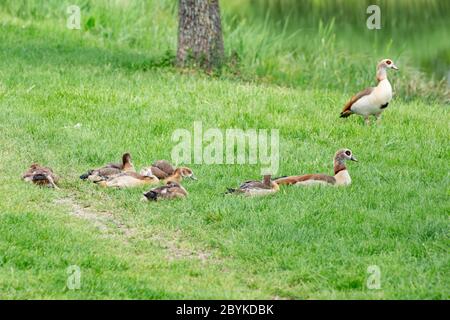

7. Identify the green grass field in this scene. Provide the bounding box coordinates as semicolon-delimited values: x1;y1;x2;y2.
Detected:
0;1;448;299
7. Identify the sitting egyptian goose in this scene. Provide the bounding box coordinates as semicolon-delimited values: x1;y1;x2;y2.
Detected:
141;165;196;183
340;59;398;125
22;163;59;189
80;153;135;181
226;174;279;197
274;149;357;186
96;167;159;188
142;181;188;201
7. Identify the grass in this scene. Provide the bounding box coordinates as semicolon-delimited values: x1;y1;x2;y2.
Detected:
0;1;449;299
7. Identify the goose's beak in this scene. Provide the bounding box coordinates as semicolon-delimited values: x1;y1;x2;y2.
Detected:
391;64;399;71
351;155;358;162
189;175;198;181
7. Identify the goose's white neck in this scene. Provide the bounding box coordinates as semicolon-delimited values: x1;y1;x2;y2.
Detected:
376;66;388;82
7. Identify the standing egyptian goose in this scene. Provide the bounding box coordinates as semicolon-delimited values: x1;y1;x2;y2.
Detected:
340;59;398;125
274;149;357;187
142;181;188;201
96;167;159;188
22;163;59;189
80;153;135;181
226;174;279;197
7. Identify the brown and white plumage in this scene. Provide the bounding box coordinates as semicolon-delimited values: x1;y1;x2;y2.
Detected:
150;160;175;179
340;59;398;124
80;153;135;181
274;149;357;187
141;164;196;183
226;174;279;197
22;163;59;189
95;167;159;188
164;167;196;183
142;181;188;201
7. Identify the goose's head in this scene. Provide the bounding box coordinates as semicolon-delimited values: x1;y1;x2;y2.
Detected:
122;153;132;164
378;59;399;71
122;153;135;172
335;149;358;163
177;167;197;180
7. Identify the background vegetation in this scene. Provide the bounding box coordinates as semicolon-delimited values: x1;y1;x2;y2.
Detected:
0;0;448;299
1;0;448;98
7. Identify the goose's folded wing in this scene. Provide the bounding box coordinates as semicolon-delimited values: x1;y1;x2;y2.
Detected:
274;174;335;185
341;87;374;115
240;181;270;190
149;185;170;196
152;160;175;175
167;186;187;197
96;167;122;176
151;166;170;179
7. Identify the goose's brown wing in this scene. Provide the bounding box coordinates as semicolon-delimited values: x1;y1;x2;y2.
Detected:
274;174;335;185
96;167;122;176
35;166;57;179
152;160;175;176
240;180;271;190
150;166;170;179
340;87;374;117
166;185;187;198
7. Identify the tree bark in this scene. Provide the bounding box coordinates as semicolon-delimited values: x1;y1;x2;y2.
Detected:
177;0;224;69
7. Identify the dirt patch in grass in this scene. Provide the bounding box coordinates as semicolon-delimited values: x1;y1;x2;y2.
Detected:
55;197;212;263
150;230;212;263
55;197;135;239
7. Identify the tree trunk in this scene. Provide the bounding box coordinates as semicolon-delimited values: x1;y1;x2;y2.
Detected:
177;0;224;69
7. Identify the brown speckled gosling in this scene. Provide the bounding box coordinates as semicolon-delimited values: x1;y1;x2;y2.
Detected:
142;181;188;201
22;163;59;189
226;174;279;197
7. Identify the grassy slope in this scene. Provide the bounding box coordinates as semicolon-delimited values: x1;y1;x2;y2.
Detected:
0;11;449;299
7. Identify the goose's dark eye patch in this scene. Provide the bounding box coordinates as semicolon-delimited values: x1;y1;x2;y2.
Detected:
386;60;392;65
345;150;351;156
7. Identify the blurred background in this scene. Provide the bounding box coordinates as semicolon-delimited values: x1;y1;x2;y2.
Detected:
1;0;448;101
